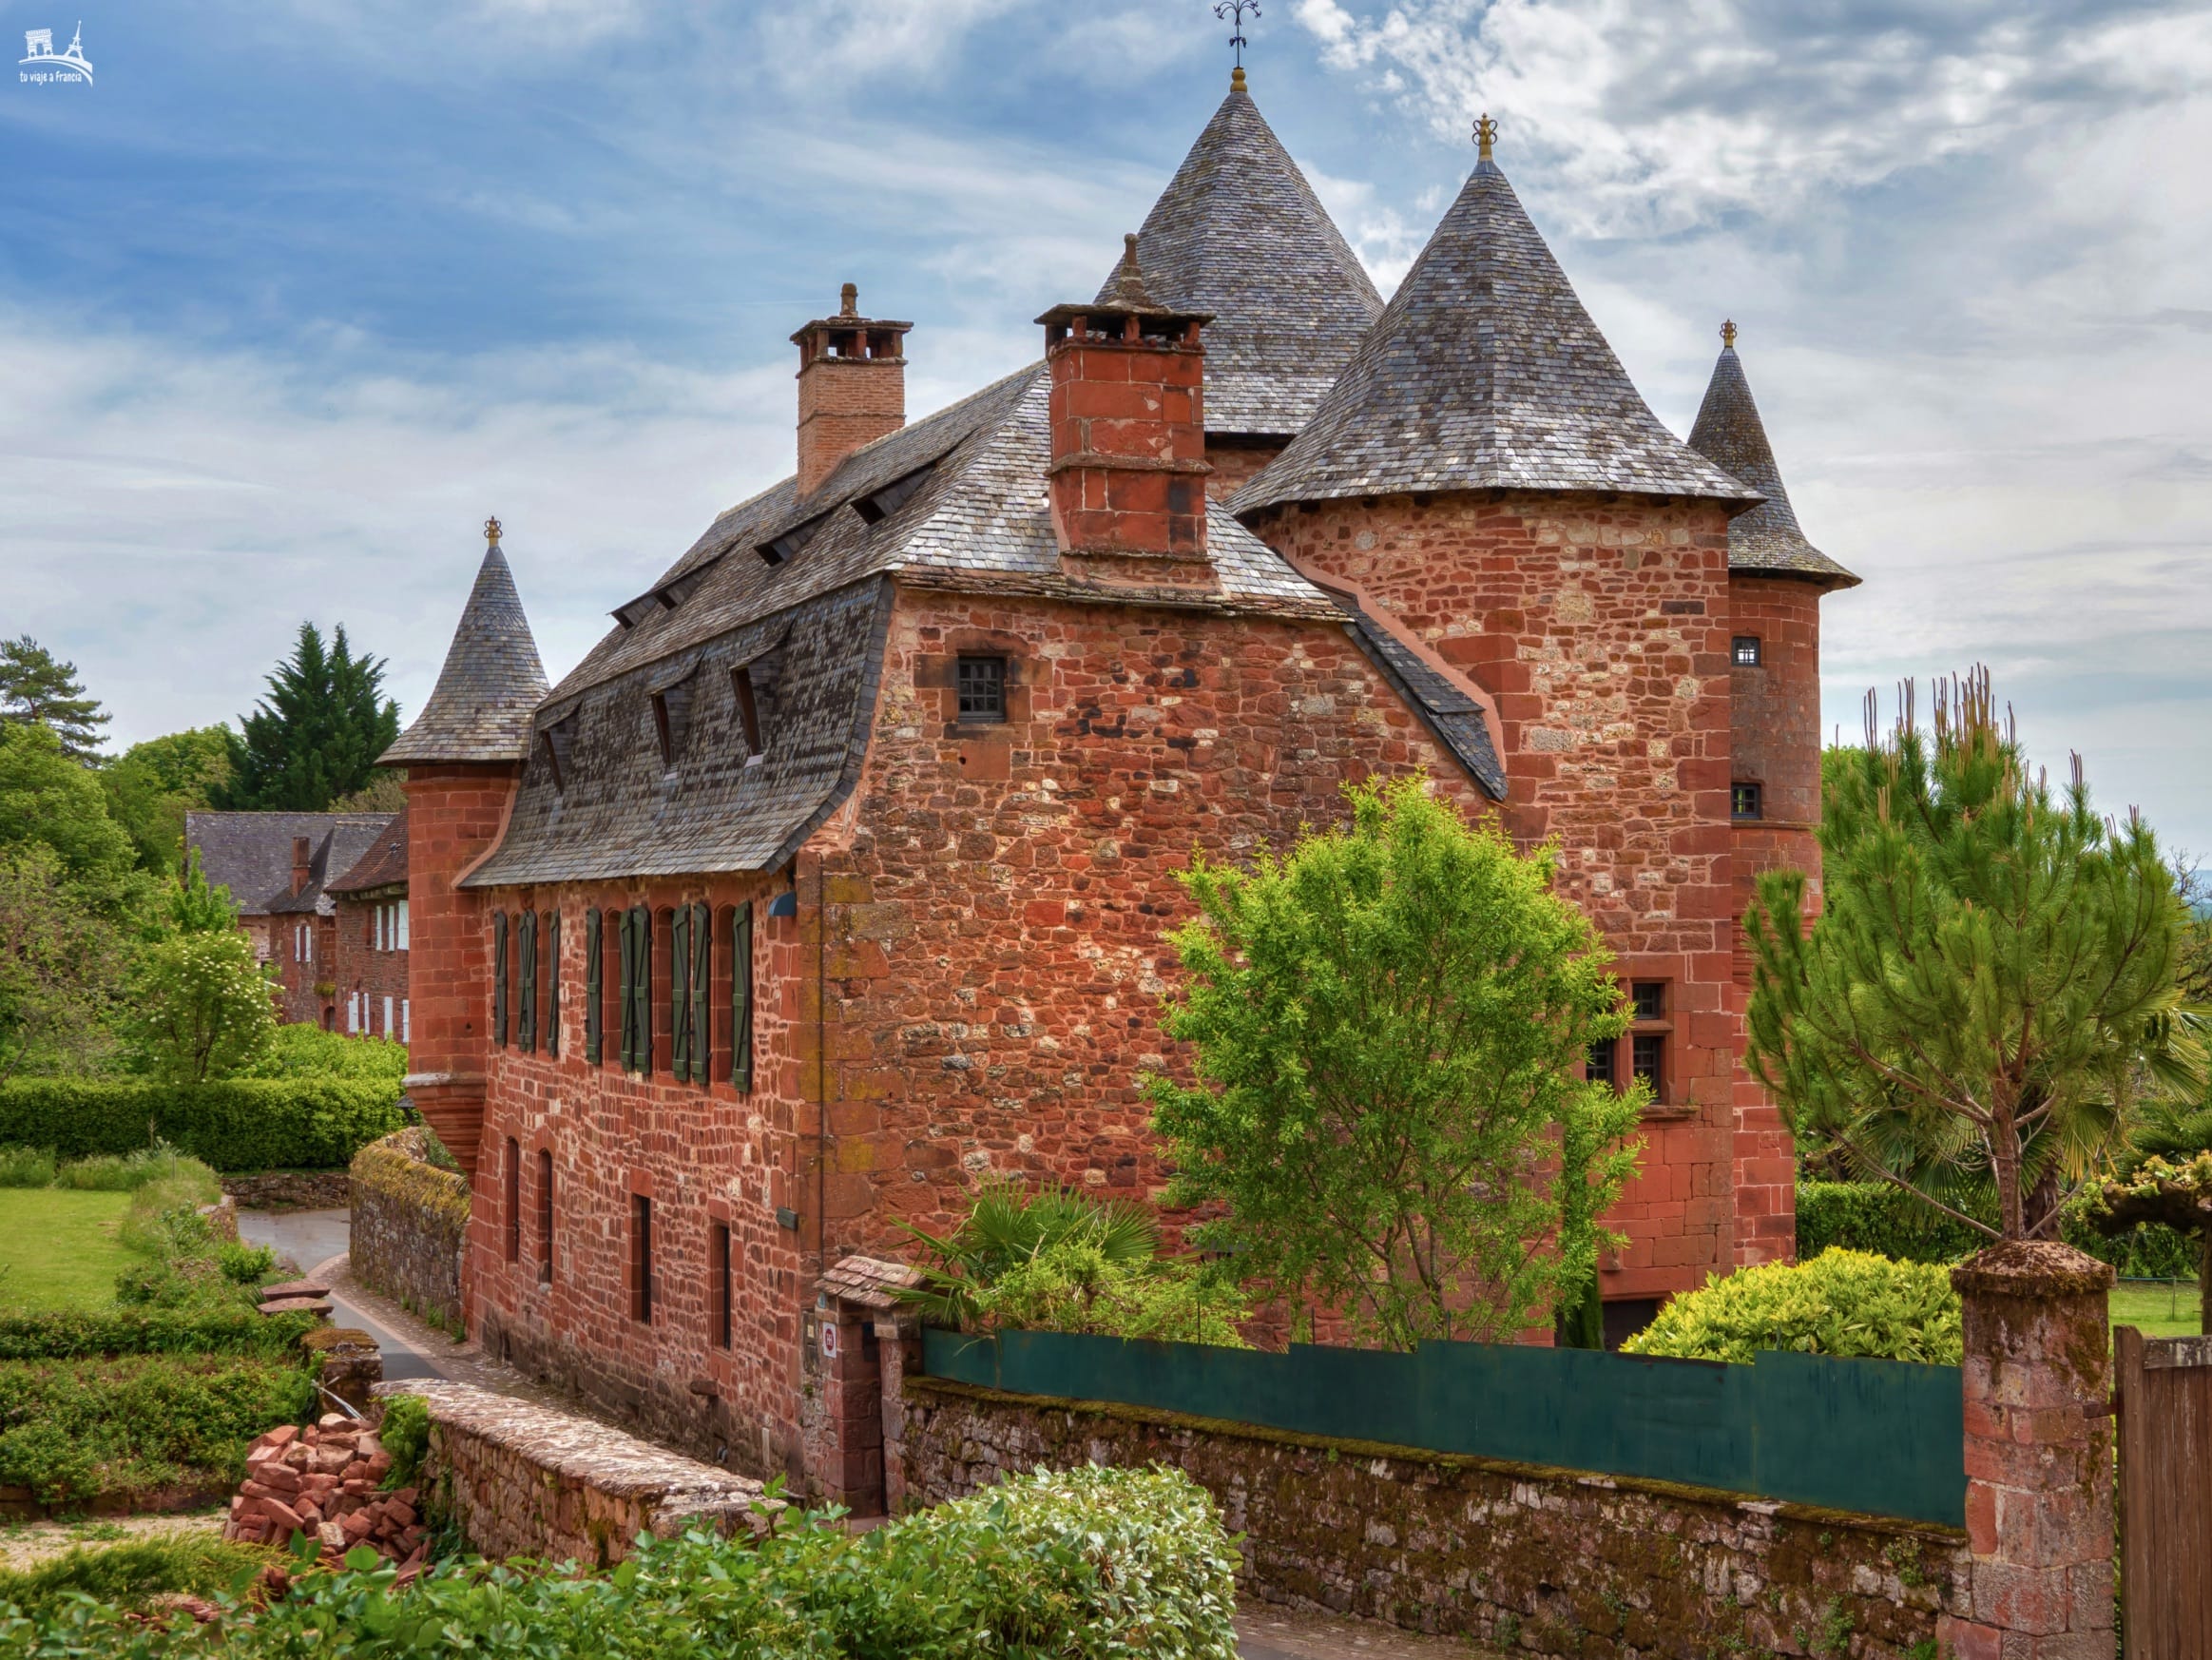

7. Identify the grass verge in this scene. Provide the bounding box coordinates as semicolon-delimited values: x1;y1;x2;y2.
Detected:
0;1190;135;1312
2111;1280;2201;1340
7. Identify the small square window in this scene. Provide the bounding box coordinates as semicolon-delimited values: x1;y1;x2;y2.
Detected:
1732;636;1762;667
1586;1038;1617;1087
1631;1032;1665;1099
1631;981;1667;1022
956;655;1007;724
1732;782;1763;821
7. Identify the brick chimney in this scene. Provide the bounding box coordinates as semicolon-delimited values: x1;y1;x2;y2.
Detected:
291;836;313;897
793;284;912;497
1037;236;1213;587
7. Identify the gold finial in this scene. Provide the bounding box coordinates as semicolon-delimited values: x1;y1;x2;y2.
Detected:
1231;64;1246;92
838;282;858;318
484;516;502;546
1721;318;1738;348
1475;113;1498;161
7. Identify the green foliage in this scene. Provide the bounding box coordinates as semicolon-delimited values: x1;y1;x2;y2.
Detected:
0;1463;1238;1659
0;724;144;920
0;846;132;1084
239;1022;408;1082
54;1143;218;1194
0;1533;276;1615
898;1180;1160;1330
1621;1249;1962;1366
100;728;234;876
212;623;401;812
123;928;277;1083
0;636;108;762
1749;671;2200;1240
0;1077;407;1170
1150;777;1644;1350
0;1305;315;1361
0;1146;56;1188
375;1394;430;1494
219;1242;278;1285
159;851;241;936
0;1352;315;1506
959;1241;1252;1347
1802;1178;2197;1279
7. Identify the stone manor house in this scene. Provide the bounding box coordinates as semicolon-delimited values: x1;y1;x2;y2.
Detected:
380;77;1858;1503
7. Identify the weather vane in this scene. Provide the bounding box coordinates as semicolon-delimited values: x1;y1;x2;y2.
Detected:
1215;1;1259;71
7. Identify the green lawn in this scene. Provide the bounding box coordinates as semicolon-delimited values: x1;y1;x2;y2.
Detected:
2111;1280;2202;1340
0;1190;134;1311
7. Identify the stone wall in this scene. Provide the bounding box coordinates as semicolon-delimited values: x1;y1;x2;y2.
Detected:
223;1169;354;1211
375;1379;766;1568
902;1376;1969;1660
350;1128;468;1330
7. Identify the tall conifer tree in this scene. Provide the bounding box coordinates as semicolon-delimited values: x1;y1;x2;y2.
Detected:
212;624;401;811
0;636;109;761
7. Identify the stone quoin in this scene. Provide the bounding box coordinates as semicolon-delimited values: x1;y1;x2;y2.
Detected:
382;76;1858;1504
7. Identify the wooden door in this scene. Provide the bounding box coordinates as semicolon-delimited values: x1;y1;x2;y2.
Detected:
2116;1325;2212;1657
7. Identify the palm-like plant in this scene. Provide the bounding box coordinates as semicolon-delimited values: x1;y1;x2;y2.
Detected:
896;1180;1159;1330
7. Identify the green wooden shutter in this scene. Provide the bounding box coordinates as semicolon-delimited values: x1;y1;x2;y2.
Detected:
732;901;754;1093
670;904;694;1083
690;902;710;1088
584;909;603;1065
628;905;653;1075
491;912;509;1048
616;908;636;1071
545;912;561;1059
517;912;537;1052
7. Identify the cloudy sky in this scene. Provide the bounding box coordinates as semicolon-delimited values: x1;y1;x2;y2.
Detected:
7;1;2211;849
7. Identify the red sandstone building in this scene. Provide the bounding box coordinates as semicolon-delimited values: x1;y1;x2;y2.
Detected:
382;83;1856;1500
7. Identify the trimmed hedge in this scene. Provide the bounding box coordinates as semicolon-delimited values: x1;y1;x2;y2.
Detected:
0;1306;317;1361
1623;1249;1962;1365
1798;1180;2197;1278
0;1078;407;1172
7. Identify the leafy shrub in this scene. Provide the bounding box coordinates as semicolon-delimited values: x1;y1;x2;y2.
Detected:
0;1146;55;1188
0;1532;276;1614
1622;1249;1962;1365
122;928;277;1083
113;1258;234;1310
0;1352;316;1506
0;1078;406;1170
0;1463;1237;1658
218;1242;277;1285
0;1305;316;1361
1799;1180;2197;1279
240;1024;409;1083
375;1393;430;1493
116;1166;224;1261
962;1241;1252;1346
54;1143;216;1193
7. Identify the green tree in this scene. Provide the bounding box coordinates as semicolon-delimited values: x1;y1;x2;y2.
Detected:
2087;1098;2212;1333
0;636;109;761
100;726;233;874
0;724;144;918
162;849;241;936
1748;669;2199;1243
212;624;401;811
0;847;131;1082
1148;778;1645;1351
124;927;276;1083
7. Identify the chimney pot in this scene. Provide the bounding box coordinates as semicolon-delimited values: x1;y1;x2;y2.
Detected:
292;836;313;897
791;292;914;497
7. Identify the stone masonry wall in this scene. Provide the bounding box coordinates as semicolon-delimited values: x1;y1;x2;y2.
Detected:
1251;491;1746;1303
351;1128;468;1331
335;892;411;1040
376;1379;766;1568
903;1377;1969;1660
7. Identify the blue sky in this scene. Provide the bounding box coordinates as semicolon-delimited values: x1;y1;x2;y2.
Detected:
8;1;2212;853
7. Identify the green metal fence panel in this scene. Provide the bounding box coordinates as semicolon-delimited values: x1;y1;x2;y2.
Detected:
917;1327;1964;1528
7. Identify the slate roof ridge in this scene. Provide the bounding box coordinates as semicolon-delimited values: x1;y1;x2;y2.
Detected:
265;813;399;917
326;807;410;896
184;810;396;915
381;542;550;765
1686;338;1861;589
1105;82;1383;438
1233;155;1760;513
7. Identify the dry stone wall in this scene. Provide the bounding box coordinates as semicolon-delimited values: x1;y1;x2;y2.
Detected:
902;1376;1968;1660
350;1128;467;1330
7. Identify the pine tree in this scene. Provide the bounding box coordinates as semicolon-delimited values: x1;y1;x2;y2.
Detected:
211;624;401;811
0;636;109;761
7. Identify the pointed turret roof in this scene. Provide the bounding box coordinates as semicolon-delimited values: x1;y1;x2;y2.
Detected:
380;521;550;765
1234;142;1757;515
1686;327;1859;589
1103;75;1382;438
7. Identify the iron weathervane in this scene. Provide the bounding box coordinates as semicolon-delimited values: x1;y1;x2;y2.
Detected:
1215;0;1259;70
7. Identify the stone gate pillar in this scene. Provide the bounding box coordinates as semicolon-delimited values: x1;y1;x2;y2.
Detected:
1942;1241;2116;1659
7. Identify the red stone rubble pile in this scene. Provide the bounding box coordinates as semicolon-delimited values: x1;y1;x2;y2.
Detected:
223;1415;427;1574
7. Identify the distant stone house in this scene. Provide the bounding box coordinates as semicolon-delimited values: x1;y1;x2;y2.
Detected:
326;810;413;1042
382;75;1857;1506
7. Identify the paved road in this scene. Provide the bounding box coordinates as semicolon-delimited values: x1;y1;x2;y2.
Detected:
234;1207;446;1382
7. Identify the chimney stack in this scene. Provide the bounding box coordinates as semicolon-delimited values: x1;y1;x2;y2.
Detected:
291;836;313;897
792;284;913;497
1036;236;1213;587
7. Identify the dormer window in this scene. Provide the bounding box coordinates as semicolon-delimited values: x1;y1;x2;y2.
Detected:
853;463;934;526
614;596;657;630
541;711;577;791
656;556;721;611
651;673;697;768
731;663;764;761
757;512;829;568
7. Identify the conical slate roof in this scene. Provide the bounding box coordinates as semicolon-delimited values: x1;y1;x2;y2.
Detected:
381;531;550;764
1103;77;1382;438
1234;151;1758;514
1686;333;1859;589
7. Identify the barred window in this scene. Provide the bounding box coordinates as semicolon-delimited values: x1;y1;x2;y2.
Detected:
1732;636;1762;667
956;655;1007;723
1731;782;1764;821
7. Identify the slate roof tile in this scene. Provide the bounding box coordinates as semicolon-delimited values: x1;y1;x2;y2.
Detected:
185;811;396;917
326;808;409;896
1686;339;1860;589
381;544;550;764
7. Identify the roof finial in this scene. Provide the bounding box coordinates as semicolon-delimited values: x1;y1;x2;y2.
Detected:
1215;0;1258;81
838;282;858;318
484;516;502;547
1474;113;1498;161
1721;318;1738;349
